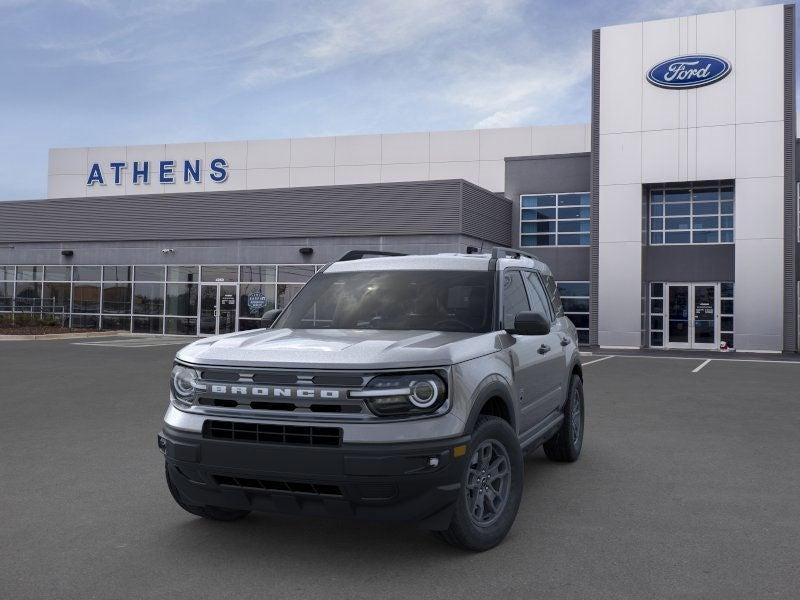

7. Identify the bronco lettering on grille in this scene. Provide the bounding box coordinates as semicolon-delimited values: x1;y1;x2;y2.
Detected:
206;384;341;400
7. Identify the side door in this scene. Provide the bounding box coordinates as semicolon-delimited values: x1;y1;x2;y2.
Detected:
522;270;567;415
500;269;552;435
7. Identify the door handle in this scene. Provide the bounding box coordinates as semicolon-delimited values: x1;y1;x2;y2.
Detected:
538;344;551;355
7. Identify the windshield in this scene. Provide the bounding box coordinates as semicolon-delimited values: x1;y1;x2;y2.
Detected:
273;270;495;333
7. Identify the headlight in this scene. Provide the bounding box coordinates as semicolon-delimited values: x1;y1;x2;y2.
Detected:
351;373;447;417
170;364;200;407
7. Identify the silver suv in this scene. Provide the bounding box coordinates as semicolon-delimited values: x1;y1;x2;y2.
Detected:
159;248;584;551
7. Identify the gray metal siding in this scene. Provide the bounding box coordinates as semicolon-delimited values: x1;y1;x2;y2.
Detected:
643;245;735;283
460;181;512;247
0;180;505;245
590;28;601;347
784;4;797;351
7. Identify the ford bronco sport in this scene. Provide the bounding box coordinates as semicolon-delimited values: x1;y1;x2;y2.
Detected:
159;247;584;551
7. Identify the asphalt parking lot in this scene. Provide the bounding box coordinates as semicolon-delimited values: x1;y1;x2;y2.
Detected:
1;339;799;600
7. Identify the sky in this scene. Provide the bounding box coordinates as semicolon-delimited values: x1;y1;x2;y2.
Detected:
0;0;782;200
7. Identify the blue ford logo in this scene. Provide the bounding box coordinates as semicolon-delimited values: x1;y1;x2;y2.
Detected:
647;55;731;89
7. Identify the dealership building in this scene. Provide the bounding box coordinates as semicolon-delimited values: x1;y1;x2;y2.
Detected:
1;3;798;353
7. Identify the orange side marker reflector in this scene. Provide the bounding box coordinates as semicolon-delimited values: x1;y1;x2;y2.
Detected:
453;445;467;458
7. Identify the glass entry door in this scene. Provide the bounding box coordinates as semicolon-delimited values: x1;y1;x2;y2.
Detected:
199;285;237;335
665;283;718;349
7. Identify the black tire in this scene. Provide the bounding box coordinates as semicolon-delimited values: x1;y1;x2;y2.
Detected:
543;375;584;463
437;416;523;551
165;464;250;522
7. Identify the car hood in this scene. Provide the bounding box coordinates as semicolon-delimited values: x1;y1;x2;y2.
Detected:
176;328;501;370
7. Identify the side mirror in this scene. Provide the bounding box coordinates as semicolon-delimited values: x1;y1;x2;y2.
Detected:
509;311;550;336
260;308;282;328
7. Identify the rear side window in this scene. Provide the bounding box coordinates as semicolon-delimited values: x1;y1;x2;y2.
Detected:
542;273;564;317
522;271;552;321
501;271;530;330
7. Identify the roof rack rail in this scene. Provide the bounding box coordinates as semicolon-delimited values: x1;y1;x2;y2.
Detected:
490;247;539;261
338;250;407;262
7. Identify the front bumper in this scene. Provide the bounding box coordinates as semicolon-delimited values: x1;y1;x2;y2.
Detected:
159;423;470;530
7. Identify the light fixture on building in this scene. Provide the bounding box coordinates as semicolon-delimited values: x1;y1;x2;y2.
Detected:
466;246;479;254
161;248;175;254
61;250;74;257
299;247;314;256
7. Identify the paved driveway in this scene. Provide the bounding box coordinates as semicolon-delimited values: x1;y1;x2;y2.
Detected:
1;339;798;599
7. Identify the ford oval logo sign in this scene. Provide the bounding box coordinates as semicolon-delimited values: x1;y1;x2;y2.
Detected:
647;55;731;89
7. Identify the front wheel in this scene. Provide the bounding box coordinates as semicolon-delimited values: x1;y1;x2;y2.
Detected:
543;374;584;462
437;416;523;551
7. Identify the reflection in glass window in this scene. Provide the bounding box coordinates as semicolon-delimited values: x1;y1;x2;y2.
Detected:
720;282;734;348
649;282;665;347
167;266;199;283
134;266;166;281
102;316;131;332
649;185;734;245
103;266;132;282
16;266;41;281
165;284;198;316
277;265;316;283
133;283;165;315
277;283;304;309
72;283;100;313
133;316;163;334
44;266;71;281
14;282;41;310
72;314;99;329
165;317;197;335
102;283;132;314
42;282;71;314
240;265;277;283
557;281;590;344
0;282;13;310
239;283;276;319
201;265;238;283
0;266;14;280
502;271;530;330
73;266;101;281
521;193;590;247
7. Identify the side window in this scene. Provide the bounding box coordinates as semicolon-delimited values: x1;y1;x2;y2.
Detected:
501;271;530;330
543;273;564;317
522;271;552;320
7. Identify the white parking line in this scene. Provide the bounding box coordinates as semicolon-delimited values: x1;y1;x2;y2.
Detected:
692;359;711;373
582;355;614;367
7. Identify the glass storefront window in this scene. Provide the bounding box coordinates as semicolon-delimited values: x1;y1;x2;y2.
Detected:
72;283;101;313
134;266;166;281
557;281;590;344
165;283;198;316
71;314;99;329
238;319;264;331
239;283;276;319
103;266;132;281
102;283;132;314
0;282;13;310
277;283;304;308
201;266;238;283
165;317;197;335
73;266;101;281
0;266;14;280
277;265;316;283
167;266;199;283
101;315;131;332
16;266;41;281
132;316;163;333
44;266;71;281
240;265;277;283
14;282;41;310
133;283;165;315
650;185;734;245
42;282;71;314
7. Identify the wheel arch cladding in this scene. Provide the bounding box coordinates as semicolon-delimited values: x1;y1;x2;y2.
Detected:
465;382;516;433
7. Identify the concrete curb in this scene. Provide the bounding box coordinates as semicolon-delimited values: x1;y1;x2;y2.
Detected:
0;331;129;341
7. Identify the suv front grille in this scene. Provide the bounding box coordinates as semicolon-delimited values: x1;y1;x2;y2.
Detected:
213;475;343;497
203;420;342;447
